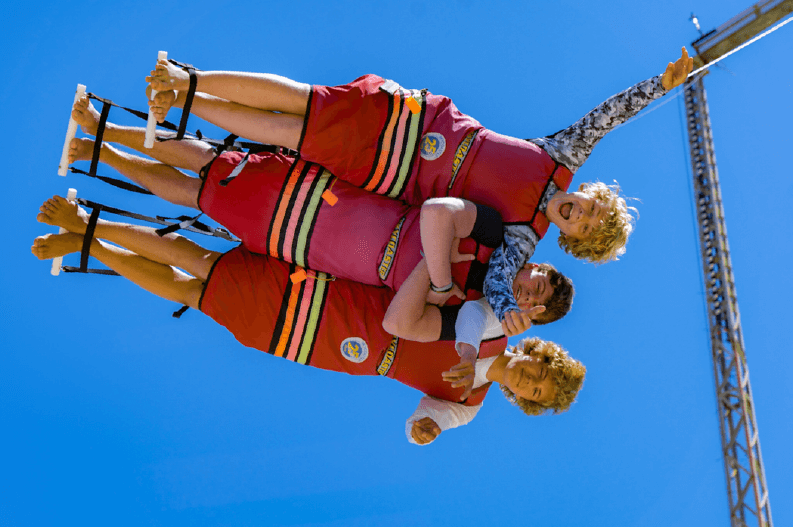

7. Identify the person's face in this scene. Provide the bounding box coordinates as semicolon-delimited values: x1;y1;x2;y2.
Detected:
512;266;553;313
547;191;606;240
503;351;556;405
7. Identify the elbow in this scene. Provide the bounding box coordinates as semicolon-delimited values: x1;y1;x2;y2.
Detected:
382;316;414;341
420;199;452;224
383;312;425;342
382;315;400;337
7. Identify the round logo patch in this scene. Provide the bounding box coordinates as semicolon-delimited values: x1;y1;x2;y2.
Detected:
340;337;369;363
419;133;446;161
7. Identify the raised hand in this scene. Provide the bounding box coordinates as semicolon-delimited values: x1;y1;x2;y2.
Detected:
442;350;477;401
662;46;695;90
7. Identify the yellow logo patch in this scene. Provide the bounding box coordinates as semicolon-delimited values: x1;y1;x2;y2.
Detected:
449;130;479;190
378;217;406;281
377;336;400;376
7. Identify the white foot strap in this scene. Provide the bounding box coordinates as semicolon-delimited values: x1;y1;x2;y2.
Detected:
58;85;87;176
51;188;78;276
144;51;168;149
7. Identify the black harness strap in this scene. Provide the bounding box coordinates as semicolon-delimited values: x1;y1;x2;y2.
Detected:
219;151;251;187
62;266;119;276
172;305;190;318
155;212;204;237
80;206;102;272
175;62;197;141
88;100;112;177
87;93;180;133
214;133;240;156
76;198;238;242
69;167;154;195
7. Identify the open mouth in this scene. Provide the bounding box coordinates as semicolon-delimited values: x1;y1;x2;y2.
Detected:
559;202;572;220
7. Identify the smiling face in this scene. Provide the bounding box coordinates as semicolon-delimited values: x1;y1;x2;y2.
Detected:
512;266;553;313
502;351;556;405
547;191;607;240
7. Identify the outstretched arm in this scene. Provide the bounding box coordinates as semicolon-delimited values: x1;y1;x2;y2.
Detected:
483;227;538;334
530;47;693;174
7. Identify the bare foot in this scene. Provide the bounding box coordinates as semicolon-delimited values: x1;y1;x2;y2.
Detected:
31;232;83;260
146;58;190;91
145;85;179;123
67;137;95;164
72;94;101;136
37;195;90;234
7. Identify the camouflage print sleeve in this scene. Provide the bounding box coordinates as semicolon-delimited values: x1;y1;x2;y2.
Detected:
483;225;537;321
531;75;666;173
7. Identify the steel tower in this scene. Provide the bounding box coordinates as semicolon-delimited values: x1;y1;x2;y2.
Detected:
683;1;791;525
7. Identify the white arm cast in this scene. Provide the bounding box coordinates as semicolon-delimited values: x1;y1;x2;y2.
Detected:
405;395;481;445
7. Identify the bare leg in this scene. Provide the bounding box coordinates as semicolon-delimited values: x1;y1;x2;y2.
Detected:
32;232;205;309
37;195;220;281
147;59;310;114
68;137;201;209
145;60;307;149
149;89;305;150
72;94;215;173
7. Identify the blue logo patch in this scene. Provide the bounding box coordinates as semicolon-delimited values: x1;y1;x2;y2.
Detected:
340;337;369;363
419;133;446;161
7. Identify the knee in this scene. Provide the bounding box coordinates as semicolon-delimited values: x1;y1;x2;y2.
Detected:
178;277;205;310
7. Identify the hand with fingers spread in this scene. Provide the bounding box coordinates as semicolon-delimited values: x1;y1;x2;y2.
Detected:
662;47;695;90
411;417;442;445
442;343;478;401
501;305;546;337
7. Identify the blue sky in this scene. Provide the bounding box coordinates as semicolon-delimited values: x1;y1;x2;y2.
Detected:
2;1;791;525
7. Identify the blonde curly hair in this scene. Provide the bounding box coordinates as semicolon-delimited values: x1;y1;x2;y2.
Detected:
499;337;586;416
557;181;637;264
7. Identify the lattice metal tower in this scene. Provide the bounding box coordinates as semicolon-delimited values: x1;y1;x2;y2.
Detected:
684;1;791;525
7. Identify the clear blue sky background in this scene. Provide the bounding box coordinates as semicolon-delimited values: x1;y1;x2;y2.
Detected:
2;1;791;525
